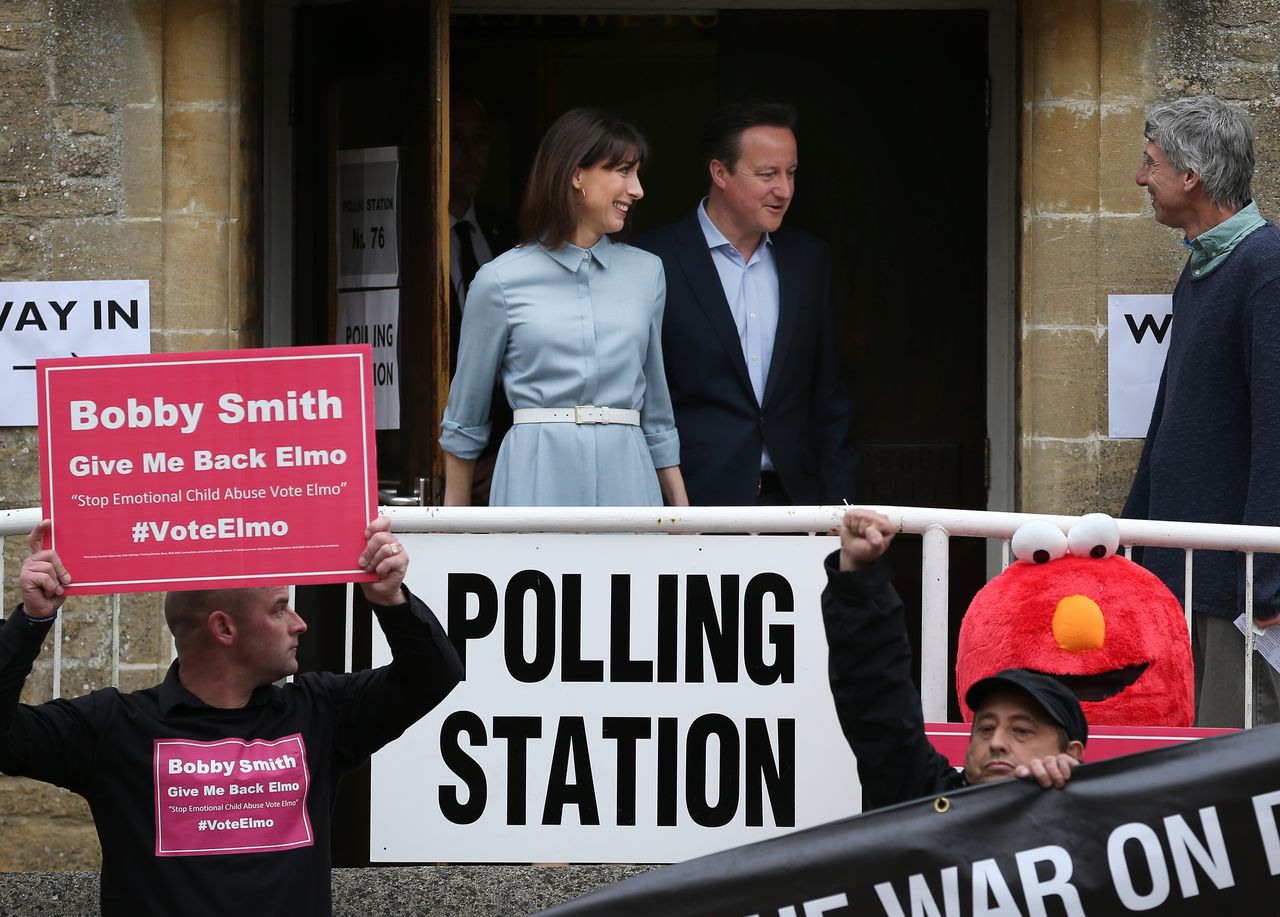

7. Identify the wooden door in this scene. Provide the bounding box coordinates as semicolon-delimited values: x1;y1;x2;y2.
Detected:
291;0;449;865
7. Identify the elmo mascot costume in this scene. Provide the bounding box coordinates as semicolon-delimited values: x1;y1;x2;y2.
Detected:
955;513;1194;726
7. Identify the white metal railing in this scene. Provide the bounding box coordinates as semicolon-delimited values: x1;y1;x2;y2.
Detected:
4;504;1279;726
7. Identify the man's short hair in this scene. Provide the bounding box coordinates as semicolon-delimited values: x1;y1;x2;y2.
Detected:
965;668;1088;747
704;100;798;172
1145;94;1255;210
163;589;254;646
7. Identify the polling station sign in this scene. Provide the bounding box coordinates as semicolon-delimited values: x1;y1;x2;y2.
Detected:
337;146;399;290
37;345;379;594
336;288;399;430
0;279;151;427
370;534;863;864
536;725;1280;916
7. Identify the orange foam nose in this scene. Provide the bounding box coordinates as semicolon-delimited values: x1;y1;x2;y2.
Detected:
1052;594;1105;652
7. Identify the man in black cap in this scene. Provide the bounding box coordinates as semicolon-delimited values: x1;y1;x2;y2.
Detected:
822;508;1087;811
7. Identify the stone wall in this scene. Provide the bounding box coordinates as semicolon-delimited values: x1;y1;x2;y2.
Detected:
0;0;252;870
1018;0;1280;515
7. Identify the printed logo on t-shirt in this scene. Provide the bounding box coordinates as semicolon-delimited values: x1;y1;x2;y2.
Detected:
153;734;314;857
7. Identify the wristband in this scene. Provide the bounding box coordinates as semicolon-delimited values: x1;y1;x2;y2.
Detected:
19;604;59;625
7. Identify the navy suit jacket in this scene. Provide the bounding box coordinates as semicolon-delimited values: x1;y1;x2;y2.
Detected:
636;210;858;505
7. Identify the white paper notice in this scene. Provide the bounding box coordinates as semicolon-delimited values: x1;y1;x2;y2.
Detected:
336;146;400;290
1234;613;1280;674
0;279;151;427
1108;293;1173;438
337;289;399;430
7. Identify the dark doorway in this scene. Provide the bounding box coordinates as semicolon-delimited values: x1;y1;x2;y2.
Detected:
452;9;990;714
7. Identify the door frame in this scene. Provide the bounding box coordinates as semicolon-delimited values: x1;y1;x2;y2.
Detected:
263;0;296;349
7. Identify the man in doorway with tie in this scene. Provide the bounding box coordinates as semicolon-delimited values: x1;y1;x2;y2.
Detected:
449;93;515;503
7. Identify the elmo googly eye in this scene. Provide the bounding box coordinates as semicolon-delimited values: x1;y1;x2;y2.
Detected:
1067;513;1121;560
1011;520;1068;565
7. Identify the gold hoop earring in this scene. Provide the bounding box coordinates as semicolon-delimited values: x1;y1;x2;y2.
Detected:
578;186;586;201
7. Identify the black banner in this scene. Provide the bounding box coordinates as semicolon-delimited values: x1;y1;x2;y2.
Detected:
534;726;1280;916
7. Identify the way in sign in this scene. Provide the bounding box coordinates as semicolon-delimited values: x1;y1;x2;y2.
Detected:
0;299;140;331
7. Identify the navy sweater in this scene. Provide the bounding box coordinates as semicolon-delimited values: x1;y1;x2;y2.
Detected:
1123;222;1280;620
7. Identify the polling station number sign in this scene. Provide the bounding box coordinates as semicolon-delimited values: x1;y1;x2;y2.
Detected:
37;346;379;594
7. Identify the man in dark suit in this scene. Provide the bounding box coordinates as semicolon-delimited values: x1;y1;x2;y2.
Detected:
449;94;515;502
637;102;857;505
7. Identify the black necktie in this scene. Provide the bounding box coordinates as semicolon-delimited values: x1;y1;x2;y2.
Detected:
454;220;480;294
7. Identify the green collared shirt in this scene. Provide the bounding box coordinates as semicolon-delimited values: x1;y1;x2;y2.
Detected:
1187;200;1267;278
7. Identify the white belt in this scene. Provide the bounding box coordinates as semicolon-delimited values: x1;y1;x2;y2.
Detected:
512;406;640;426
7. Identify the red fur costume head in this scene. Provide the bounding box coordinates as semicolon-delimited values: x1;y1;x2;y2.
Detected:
956;514;1194;726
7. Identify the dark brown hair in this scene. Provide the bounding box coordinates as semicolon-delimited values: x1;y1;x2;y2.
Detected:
519;108;648;250
704;100;798;172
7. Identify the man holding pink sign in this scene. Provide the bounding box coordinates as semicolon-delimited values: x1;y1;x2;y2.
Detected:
0;516;462;916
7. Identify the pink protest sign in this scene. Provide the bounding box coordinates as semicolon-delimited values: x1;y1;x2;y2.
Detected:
154;735;314;856
37;345;379;594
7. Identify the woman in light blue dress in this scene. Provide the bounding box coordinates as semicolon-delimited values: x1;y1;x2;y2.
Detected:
440;109;689;507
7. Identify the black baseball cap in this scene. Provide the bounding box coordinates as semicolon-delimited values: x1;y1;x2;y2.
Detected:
965;669;1089;746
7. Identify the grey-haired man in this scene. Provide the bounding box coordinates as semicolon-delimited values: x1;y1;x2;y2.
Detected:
1122;94;1280;728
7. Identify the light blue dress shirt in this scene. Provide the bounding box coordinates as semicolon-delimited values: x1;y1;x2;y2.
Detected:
439;235;680;506
697;200;778;471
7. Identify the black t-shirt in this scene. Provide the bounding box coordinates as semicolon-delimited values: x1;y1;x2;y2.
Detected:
0;591;462;916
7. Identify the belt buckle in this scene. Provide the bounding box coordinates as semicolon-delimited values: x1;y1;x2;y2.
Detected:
574;405;602;424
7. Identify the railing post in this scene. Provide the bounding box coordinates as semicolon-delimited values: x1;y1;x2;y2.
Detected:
1183;549;1194;637
921;523;950;721
1245;552;1254;730
110;593;120;689
344;583;354;675
53;613;63;699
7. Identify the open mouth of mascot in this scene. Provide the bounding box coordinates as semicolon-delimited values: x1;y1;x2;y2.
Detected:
1029;663;1149;703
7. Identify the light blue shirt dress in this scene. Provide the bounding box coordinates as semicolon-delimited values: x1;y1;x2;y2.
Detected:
439;235;681;506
